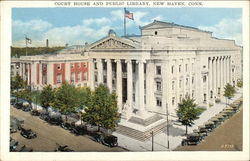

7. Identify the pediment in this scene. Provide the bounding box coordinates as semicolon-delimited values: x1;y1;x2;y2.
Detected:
89;36;136;50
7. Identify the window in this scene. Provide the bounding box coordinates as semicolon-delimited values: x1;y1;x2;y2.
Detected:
71;63;74;69
156;66;161;75
103;76;107;83
185;64;188;72
57;64;61;70
203;65;206;69
192;77;194;84
204;94;207;102
156;97;162;107
210;90;213;98
172;81;175;90
156;81;162;91
77;63;80;68
179;65;181;72
155;31;158;35
232;68;234;72
203;76;206;83
144;80;146;90
179;80;182;88
77;72;81;81
94;63;97;69
186;78;188;86
172;97;175;105
57;74;61;83
180;94;183;102
83;72;87;81
83;63;87;68
95;75;98;82
133;93;135;102
171;65;174;74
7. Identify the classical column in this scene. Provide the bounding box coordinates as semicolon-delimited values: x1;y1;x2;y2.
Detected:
216;57;220;95
126;60;133;107
220;57;223;93
209;57;213;98
88;59;95;90
97;59;103;84
212;57;216;97
229;56;231;84
65;62;71;83
116;60;122;112
137;60;145;114
226;56;229;84
176;59;180;104
106;59;112;92
146;60;154;111
47;62;53;85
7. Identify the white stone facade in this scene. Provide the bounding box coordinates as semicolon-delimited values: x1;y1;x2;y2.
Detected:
12;20;242;120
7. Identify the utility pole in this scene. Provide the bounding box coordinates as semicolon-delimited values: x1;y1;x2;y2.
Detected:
166;103;170;149
151;131;154;151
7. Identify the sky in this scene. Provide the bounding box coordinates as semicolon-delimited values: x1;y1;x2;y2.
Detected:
12;8;242;47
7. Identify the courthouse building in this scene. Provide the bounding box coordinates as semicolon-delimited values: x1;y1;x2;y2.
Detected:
12;20;242;136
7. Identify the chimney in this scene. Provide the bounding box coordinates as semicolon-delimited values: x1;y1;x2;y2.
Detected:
46;39;49;47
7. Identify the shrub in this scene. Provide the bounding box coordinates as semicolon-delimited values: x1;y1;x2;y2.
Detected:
237;80;243;88
215;98;221;103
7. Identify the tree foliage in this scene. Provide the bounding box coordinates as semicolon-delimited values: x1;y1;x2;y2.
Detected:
176;95;200;135
224;83;236;104
236;80;243;88
82;84;120;130
11;46;64;58
39;85;55;109
77;86;92;109
11;74;26;91
52;82;81;120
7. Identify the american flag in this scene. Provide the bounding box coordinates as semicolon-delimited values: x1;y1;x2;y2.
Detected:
124;9;134;20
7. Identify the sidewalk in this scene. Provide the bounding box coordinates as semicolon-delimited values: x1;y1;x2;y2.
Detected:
113;88;243;151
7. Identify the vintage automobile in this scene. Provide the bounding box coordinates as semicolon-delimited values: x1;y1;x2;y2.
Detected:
48;115;63;125
54;143;74;152
204;121;215;132
71;125;87;136
39;112;50;122
181;133;201;146
12;143;26;152
10;139;18;151
10;97;17;105
91;132;118;147
60;122;75;131
20;128;37;139
30;110;40;116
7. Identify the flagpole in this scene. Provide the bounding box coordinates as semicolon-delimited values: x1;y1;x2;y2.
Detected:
25;35;27;56
124;8;126;36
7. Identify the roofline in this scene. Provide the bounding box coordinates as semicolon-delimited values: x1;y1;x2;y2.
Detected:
140;20;212;34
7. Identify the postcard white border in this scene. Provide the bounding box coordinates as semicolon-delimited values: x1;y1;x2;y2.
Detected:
0;1;249;161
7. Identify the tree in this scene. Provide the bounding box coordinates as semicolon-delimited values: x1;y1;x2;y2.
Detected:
11;74;26;92
39;85;55;111
224;83;236;105
236;80;243;88
82;84;120;131
176;95;200;135
52;82;81;122
77;86;92;109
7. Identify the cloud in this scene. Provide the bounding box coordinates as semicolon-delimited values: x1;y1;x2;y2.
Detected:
198;18;242;45
12;19;111;47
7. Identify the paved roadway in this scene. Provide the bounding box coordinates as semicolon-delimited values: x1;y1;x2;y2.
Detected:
10;106;127;152
175;108;243;151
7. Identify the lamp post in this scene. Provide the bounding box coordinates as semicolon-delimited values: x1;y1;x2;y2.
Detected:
166;103;170;149
151;131;154;151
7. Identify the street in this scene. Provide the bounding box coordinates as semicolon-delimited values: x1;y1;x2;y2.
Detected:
175;108;243;151
10;106;127;152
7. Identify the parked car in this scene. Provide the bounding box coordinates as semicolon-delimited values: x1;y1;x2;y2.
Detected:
181;133;201;146
12;143;25;152
20;128;37;139
60;122;75;131
54;144;74;152
71;125;87;136
204;121;215;132
48;116;63;125
14;102;23;109
10;139;18;151
91;132;118;147
39;113;50;122
10;97;17;105
30;110;40;116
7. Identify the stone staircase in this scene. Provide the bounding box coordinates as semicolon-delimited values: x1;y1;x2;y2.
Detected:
115;120;168;141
